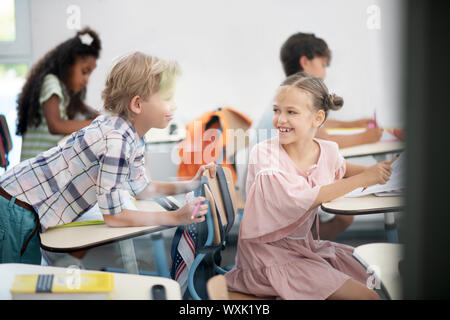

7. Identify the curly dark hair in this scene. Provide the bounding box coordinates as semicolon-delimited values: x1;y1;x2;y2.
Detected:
280;32;331;77
16;27;101;136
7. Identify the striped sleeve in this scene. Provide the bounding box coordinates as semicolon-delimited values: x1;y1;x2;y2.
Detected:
39;74;64;106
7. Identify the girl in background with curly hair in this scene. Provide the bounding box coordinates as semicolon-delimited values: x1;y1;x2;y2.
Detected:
16;27;101;160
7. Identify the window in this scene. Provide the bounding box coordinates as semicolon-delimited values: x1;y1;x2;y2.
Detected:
0;64;27;167
0;0;16;42
0;0;31;168
0;0;31;57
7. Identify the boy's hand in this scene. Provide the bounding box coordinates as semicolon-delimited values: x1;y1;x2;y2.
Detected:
174;197;208;225
361;162;392;187
362;127;383;144
352;118;374;128
192;162;217;182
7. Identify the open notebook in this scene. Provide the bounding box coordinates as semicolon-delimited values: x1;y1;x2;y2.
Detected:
345;152;405;198
48;193;138;229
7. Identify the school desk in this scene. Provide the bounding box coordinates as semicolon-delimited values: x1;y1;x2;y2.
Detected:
353;243;404;300
39;199;179;276
340;140;405;159
325;127;405;159
0;263;181;300
321;195;404;243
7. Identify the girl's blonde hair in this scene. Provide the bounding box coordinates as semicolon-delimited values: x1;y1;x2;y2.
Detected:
102;51;180;120
281;71;343;120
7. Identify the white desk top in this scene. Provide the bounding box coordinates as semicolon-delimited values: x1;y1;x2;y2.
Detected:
321;195;404;215
340;140;404;158
353;243;404;300
40;200;174;252
0;263;181;300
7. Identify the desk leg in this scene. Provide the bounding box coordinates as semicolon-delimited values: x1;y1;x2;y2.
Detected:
384;212;399;243
119;239;139;274
150;232;170;278
373;154;388;162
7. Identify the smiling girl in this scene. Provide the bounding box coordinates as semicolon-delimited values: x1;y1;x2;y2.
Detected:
225;72;392;300
16;27;101;161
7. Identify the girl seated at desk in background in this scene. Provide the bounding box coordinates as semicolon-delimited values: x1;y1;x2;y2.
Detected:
16;27;102;161
225;72;392;300
0;52;216;265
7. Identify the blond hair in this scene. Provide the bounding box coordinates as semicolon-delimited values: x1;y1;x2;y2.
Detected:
102;51;180;120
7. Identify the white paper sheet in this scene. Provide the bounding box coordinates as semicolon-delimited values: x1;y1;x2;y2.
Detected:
345;152;404;198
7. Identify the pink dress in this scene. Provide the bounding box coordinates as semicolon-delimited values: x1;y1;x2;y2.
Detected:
225;137;369;300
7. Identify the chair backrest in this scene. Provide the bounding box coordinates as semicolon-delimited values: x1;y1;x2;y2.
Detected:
0;114;12;169
170;165;238;299
204;184;223;246
0;115;12;153
203;166;237;235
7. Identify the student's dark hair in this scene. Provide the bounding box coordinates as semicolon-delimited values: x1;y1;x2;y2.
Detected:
280;32;331;77
281;72;343;120
16;27;101;136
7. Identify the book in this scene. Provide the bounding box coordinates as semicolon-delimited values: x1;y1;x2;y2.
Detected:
10;272;114;300
345;152;405;198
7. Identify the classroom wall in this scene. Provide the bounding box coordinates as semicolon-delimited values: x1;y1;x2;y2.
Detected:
29;0;405;128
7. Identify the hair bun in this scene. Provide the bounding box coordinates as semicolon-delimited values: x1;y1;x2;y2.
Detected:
323;93;343;111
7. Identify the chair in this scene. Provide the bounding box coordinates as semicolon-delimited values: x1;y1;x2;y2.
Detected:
185;166;238;299
0;114;12;169
207;274;273;300
353;242;404;300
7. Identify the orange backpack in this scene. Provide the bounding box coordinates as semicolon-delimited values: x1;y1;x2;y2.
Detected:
177;107;252;184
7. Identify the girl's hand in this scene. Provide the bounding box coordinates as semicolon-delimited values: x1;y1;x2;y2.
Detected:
174;197;208;225
362;127;383;144
361;162;392;187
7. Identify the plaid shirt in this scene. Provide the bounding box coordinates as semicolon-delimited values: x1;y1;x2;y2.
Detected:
0;115;149;231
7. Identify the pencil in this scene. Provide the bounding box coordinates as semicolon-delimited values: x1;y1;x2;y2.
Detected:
362;155;398;192
162;198;172;208
191;201;202;219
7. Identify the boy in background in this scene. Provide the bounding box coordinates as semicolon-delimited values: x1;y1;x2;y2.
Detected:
253;32;382;240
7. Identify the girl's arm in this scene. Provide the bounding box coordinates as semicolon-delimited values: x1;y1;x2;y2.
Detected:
323;118;374;128
43;95;92;135
316;127;383;148
344;161;367;178
309;161;392;210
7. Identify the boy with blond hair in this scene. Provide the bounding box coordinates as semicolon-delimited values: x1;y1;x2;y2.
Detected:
0;52;216;264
